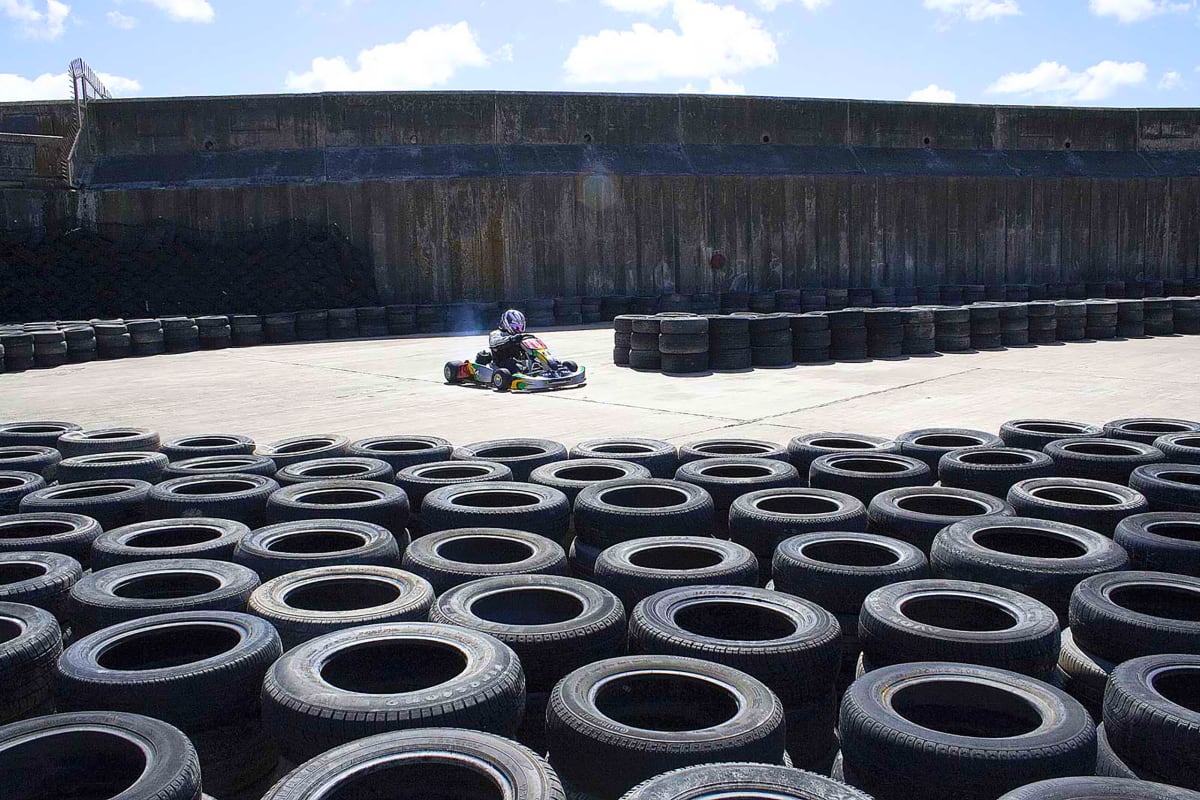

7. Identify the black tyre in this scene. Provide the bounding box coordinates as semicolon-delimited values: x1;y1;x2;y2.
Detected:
1094;724;1136;779
0;446;60;482
1056;626;1115;718
839;662;1096;800
58;451;170;485
234;519;401;580
401;527;569;593
938;447;1054;497
808;453;931;505
678;439;789;464
0;710;201;800
568;536;602;579
867;486;1014;554
274;456;394;486
772;532;928;614
931;516;1128;623
574;479;715;547
248;565;435;649
530;459;652;504
266;479;410;535
1044;438;1164;484
258;728;564;800
998;777;1200;800
453;438;568;482
91;517;249;569
1104;417;1200;445
1008;478;1149;536
261;621;525;763
68;558;260;635
0;420;80;449
0;601;61;724
1130;463;1200;512
1114;512;1200;575
56;428;160;459
0;551;81;621
1102;653;1200;789
570;438;678;478
546;655;785;798
20;479;151;530
160;434;256;461
1154;432;1200;465
432;574;625;691
675;457;799;526
786;432;899;479
1070;570;1200;662
347;434;454;471
255;435;350;469
628;585;842;704
859;579;1060;679
594;536;758;609
0;472;46;514
620;762;873;800
162;454;278;479
421;482;570;541
0;513;102;564
149;474;279;526
897;428;1004;471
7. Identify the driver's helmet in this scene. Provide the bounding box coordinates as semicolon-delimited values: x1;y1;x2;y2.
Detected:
500;309;526;335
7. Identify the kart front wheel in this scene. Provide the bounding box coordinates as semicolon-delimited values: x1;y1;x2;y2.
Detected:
563;360;578;373
444;360;465;385
491;369;512;392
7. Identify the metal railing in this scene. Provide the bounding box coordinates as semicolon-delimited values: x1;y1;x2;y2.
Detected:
61;58;112;187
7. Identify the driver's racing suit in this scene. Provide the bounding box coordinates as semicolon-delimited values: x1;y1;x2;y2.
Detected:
488;330;525;373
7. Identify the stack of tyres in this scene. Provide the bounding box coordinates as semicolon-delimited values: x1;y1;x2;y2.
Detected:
613;315;634;366
864;309;904;358
1055;302;1087;341
916;286;941;304
1008;284;1031;302
895;287;919;306
849;288;874;308
1086;300;1119;340
791;313;830;363
826;288;849;310
296;310;329;340
749;315;792;367
355;307;388;337
1143;298;1174;335
774;289;803;313
1086;281;1109;299
260;312;295;343
690;293;719;314
749;293;777;313
127;320;165;356
581;296;602;323
629;297;658;315
0;340;5;372
161;317;200;352
1173;297;1200;334
1116;300;1145;338
708;315;751;370
385;305;416;335
901;308;935;354
196;316;231;350
1107;280;1127;298
629;316;662;370
416;305;446;333
801;289;828;313
94;323;131;359
1026;302;1058;343
720;291;750;313
63;326;96;363
934;307;970;352
554;297;584;325
962;284;987;304
659;317;709;373
999;304;1030;346
873;287;897;307
969;304;1002;349
0;333;32;370
1028;283;1048;300
524;299;556;327
601;295;630;321
230;315;266;346
828;310;867;360
1126;280;1148;298
327;308;358;339
31;330;67;369
939;285;964;306
443;303;474;332
659;294;692;314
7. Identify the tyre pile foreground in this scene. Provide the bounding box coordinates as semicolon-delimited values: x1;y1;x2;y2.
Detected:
2;421;1200;799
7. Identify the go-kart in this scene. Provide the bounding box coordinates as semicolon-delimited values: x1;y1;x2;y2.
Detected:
444;334;587;392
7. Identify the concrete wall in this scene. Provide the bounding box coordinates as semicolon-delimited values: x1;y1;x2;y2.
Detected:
7;92;1200;303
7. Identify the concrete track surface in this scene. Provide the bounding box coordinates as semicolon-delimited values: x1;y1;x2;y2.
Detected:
1;326;1198;444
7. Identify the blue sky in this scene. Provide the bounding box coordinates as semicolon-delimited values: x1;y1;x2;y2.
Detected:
1;0;1196;106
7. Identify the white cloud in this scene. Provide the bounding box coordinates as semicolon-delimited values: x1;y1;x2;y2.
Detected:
1;0;70;40
494;42;514;63
106;9;136;28
137;0;213;23
0;70;140;101
924;0;1020;21
756;0;831;10
680;76;747;93
908;83;957;102
285;21;490;91
603;0;672;12
564;0;777;85
1088;0;1192;23
987;60;1147;102
1159;70;1183;89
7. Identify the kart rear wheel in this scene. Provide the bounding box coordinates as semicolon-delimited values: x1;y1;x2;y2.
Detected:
444;360;465;385
492;369;513;392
